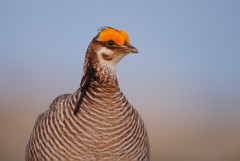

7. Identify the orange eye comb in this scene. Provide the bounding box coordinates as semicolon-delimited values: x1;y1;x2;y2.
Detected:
98;28;130;46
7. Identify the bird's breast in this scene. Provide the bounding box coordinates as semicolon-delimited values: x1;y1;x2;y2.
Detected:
68;82;141;155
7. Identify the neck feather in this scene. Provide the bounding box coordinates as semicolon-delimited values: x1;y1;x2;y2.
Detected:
82;47;119;85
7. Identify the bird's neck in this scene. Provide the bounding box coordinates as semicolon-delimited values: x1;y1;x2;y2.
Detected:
72;66;120;105
82;57;119;86
92;65;118;86
71;54;121;114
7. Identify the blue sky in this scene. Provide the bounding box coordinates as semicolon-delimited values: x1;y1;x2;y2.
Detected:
0;0;240;160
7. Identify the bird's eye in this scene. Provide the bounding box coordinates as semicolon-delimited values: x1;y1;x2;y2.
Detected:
106;40;115;47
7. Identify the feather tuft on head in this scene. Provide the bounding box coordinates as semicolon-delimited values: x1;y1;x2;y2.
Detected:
98;27;130;45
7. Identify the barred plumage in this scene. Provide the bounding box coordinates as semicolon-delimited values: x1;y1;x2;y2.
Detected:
26;27;150;161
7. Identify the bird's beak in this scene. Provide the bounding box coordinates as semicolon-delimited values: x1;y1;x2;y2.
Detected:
125;43;138;53
128;45;138;53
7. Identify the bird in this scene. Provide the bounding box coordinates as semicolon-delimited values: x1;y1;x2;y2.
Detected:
26;27;150;161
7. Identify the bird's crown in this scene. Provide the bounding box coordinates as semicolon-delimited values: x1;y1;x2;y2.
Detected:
98;27;130;46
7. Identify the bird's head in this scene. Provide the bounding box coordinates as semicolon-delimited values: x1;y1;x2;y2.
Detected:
85;27;138;72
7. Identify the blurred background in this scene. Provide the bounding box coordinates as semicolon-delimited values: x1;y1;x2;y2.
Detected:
0;0;240;160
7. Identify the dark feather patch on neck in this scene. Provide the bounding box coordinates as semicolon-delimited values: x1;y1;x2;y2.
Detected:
74;60;94;115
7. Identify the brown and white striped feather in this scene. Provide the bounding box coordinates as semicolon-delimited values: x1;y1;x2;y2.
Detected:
26;81;150;160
